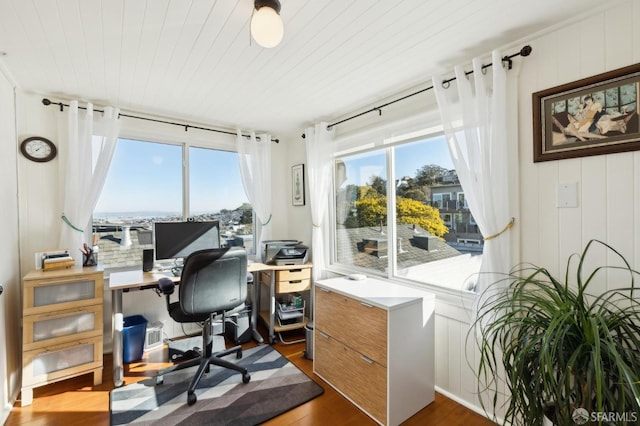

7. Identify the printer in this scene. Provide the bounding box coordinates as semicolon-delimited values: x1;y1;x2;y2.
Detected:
261;240;309;265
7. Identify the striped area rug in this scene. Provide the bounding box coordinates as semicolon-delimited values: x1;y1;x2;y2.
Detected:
110;344;323;425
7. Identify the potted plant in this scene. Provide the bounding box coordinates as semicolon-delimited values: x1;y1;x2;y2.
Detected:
470;240;640;425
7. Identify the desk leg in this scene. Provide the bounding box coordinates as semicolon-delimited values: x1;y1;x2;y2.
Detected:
250;272;263;344
269;272;276;344
112;289;124;387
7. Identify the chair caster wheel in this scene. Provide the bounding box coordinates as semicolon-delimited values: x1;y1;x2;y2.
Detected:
187;392;197;406
242;373;251;384
236;350;242;359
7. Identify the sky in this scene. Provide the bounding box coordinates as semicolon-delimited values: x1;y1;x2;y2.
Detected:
94;135;454;216
94;139;248;215
341;135;453;187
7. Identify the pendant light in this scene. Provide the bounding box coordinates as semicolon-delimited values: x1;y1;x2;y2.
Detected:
251;0;284;48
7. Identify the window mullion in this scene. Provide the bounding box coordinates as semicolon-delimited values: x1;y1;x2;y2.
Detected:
387;146;397;279
183;144;189;219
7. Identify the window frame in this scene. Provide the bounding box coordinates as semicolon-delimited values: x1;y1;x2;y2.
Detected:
93;131;256;273
327;125;482;296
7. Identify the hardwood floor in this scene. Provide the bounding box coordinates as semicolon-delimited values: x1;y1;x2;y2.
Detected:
7;327;495;425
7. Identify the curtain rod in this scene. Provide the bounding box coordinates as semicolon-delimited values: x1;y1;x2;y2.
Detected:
301;45;532;138
41;98;279;143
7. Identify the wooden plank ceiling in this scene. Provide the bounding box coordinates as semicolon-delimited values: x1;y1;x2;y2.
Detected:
0;0;613;136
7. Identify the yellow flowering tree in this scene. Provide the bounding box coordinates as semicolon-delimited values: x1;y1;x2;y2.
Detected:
397;197;448;238
354;192;448;238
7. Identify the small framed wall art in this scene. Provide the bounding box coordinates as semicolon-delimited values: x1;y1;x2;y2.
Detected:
533;63;640;162
292;164;305;206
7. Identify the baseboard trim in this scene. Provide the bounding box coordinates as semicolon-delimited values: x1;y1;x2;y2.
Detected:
434;386;501;423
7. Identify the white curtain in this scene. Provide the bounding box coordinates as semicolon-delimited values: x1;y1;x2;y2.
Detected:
59;101;120;263
304;122;334;282
432;50;514;295
236;130;272;251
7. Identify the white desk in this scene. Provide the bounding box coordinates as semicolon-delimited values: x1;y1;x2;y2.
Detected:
109;263;272;387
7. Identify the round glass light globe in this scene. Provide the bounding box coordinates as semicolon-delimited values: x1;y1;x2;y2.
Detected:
251;7;284;48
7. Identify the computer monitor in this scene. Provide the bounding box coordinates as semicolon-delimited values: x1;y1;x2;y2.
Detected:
153;220;220;261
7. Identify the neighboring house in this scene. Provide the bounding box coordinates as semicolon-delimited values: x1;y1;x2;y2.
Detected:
336;223;462;271
336;222;481;290
394;169;483;250
429;170;484;248
429;183;482;249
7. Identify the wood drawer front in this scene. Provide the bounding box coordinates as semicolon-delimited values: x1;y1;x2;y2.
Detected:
275;268;310;282
23;273;103;315
315;288;387;365
315;331;387;423
23;304;103;351
22;336;103;387
261;269;311;293
275;279;310;293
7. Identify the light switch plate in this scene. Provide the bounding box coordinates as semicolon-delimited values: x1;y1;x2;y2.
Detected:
556;182;578;208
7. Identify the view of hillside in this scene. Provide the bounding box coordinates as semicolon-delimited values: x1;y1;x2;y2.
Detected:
92;204;254;270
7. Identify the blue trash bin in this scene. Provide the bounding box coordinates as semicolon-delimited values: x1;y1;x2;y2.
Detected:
123;315;148;363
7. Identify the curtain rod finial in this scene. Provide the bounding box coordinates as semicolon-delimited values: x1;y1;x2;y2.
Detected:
520;45;532;57
42;98;51;106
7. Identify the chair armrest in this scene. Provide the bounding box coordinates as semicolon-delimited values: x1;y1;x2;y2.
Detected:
157;277;175;295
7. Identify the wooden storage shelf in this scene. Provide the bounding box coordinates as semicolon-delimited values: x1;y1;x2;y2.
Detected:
257;263;312;344
258;311;309;333
21;265;104;406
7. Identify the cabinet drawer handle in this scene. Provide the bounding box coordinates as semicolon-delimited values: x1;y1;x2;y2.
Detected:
40;308;92;318
288;269;302;273
319;331;330;339
288;280;302;284
37;277;93;285
360;355;374;364
319;287;330;293
360;302;374;308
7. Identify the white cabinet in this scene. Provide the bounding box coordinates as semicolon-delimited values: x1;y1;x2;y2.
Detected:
314;277;435;426
21;266;104;406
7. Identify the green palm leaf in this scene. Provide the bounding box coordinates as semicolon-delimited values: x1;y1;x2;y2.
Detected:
469;240;640;425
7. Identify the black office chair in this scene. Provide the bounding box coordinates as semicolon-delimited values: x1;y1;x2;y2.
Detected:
156;248;251;406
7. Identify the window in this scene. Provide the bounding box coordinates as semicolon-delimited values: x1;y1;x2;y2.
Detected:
457;192;467;209
189;146;254;252
332;133;483;292
93;138;253;271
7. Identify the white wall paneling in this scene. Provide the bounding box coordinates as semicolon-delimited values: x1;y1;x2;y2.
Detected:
0;67;21;422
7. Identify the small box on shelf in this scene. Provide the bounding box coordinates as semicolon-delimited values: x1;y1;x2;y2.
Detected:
40;249;75;271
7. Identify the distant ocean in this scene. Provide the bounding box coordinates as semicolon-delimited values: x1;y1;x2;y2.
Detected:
93;211;180;220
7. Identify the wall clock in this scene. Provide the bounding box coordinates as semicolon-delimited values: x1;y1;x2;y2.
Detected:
20;136;57;162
